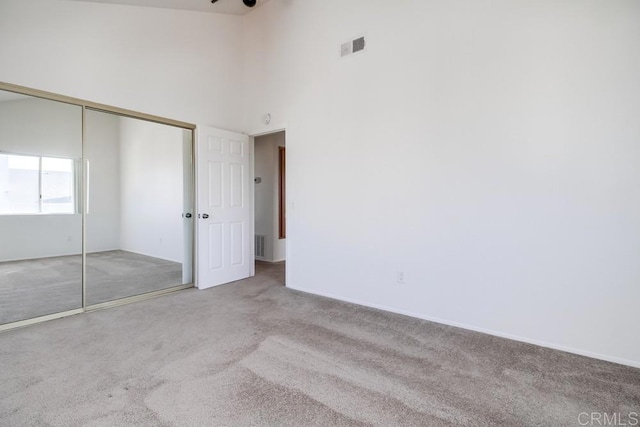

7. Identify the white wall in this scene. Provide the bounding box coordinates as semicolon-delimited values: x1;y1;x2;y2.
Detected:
0;97;82;261
119;117;186;263
0;99;127;261
3;0;639;368
254;131;285;262
0;0;244;130
0;97;82;158
242;0;640;367
84;110;121;253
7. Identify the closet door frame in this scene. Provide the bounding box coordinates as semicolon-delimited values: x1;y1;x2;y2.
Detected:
0;81;197;332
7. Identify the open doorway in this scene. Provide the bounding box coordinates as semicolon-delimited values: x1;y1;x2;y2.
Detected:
253;130;285;285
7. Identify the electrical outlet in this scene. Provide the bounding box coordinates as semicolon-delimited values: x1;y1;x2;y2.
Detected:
397;271;405;284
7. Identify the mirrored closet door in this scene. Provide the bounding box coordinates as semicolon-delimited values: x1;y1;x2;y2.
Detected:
0;88;194;327
0;91;83;324
84;110;193;306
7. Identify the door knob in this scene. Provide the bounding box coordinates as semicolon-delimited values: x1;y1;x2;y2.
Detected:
202;213;210;219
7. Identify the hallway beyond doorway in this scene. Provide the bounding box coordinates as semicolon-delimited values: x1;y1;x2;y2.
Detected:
255;260;284;286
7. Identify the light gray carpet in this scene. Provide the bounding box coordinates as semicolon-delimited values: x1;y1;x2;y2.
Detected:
0;250;183;324
0;261;638;426
86;250;183;306
0;254;82;324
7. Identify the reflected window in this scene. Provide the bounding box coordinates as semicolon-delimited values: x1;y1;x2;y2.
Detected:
0;153;78;214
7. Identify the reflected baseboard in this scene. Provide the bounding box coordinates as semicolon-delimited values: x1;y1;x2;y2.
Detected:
0;284;194;333
85;284;194;312
0;308;84;333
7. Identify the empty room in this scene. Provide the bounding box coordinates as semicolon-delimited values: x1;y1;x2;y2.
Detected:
0;0;639;425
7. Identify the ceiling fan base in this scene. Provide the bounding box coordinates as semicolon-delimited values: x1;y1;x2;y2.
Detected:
210;0;256;7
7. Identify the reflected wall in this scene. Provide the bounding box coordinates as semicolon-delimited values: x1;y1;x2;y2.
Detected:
0;92;82;324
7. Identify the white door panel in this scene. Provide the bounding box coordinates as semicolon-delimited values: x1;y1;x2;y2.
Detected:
196;126;252;289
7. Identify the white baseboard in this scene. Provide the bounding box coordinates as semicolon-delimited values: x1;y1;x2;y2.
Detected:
118;248;182;264
0;251;82;263
288;284;640;369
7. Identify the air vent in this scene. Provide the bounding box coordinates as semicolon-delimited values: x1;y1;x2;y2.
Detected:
255;235;265;258
340;35;366;58
352;36;365;53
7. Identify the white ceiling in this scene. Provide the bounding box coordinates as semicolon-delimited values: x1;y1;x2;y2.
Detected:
68;0;269;15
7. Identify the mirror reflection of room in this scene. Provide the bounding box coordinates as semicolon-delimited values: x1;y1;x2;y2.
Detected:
84;110;193;306
0;89;194;326
0;91;83;324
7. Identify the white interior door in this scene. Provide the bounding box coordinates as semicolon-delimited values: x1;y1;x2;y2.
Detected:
196;126;252;289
